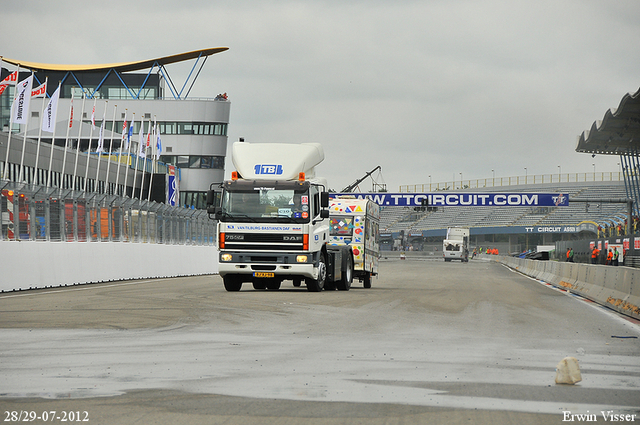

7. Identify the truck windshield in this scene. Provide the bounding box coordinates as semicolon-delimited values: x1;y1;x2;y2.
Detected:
444;241;461;251
221;188;311;222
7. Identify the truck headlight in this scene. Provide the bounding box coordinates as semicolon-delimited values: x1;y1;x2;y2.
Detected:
221;254;233;262
296;255;308;263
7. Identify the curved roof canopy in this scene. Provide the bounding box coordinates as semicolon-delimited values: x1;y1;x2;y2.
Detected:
1;47;228;73
576;87;640;155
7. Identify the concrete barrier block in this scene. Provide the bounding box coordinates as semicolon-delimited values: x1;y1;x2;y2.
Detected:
604;267;640;320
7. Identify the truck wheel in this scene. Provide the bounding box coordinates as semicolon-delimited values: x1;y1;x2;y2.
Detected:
306;252;326;292
363;272;372;289
337;253;353;291
266;279;281;290
223;275;242;292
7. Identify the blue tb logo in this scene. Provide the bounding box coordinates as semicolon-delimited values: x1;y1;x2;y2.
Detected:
254;164;283;175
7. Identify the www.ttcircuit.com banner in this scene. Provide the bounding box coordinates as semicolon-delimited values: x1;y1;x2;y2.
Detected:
330;193;569;207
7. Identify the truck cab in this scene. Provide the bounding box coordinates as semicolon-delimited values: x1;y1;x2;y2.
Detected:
443;227;470;262
207;142;354;292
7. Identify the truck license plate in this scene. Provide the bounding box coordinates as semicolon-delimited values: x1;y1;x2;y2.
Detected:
253;272;275;278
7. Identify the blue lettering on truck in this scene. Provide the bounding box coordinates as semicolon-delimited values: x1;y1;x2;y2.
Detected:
254;164;284;175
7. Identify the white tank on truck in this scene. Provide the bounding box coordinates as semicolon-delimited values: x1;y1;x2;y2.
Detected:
443;226;469;262
206;142;377;292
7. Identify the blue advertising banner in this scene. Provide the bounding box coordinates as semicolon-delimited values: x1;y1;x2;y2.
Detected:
330;193;569;207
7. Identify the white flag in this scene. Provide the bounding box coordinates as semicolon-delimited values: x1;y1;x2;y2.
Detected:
121;113;128;148
0;71;18;96
97;119;105;152
11;74;33;124
155;134;162;160
31;82;47;98
42;84;60;133
138;120;146;158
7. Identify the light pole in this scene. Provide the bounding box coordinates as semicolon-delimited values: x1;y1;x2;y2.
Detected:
592;163;596;180
524;167;527;184
558;165;561;182
429;175;432;191
459;173;463;189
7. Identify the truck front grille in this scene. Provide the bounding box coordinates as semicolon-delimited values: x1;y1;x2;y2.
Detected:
223;233;304;251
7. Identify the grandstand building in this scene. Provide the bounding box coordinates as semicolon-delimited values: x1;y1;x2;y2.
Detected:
381;177;627;254
0;48;230;208
385;88;640;265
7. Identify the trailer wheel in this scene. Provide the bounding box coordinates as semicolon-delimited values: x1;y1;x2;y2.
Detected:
223;275;242;292
363;272;372;289
337;253;353;291
306;252;326;292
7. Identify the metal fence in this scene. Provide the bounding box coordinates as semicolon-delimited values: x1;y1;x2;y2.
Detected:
0;181;216;245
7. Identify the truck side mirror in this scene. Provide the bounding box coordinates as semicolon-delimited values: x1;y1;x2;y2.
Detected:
320;192;329;208
320;209;330;219
206;190;217;207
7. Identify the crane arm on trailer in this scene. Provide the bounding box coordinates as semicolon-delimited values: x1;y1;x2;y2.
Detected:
341;166;381;193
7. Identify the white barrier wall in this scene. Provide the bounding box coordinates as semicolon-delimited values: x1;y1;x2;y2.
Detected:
0;241;219;292
495;256;639;320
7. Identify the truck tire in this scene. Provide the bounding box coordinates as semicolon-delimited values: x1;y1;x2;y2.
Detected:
223;275;242;292
306;252;326;292
363;272;372;289
266;279;281;290
337;253;353;291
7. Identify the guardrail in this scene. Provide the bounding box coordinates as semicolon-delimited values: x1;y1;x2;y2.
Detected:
1;182;216;245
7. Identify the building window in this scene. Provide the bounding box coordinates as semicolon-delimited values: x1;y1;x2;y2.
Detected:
159;155;225;169
176;156;190;168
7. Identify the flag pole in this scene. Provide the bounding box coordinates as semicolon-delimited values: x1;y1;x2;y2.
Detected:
33;77;49;185
60;90;75;190
3;63;20;181
103;104;118;194
83;97;98;192
45;81;61;187
101;103;117;193
72;92;86;191
18;71;35;183
114;109;126;195
93;100;108;193
131;116;144;200
147;116;157;202
123;113;135;197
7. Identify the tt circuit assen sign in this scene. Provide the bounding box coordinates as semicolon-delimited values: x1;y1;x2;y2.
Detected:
331;193;569;208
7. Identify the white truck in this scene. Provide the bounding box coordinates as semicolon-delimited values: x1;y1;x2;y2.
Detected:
443;227;469;262
328;197;379;288
207;142;375;292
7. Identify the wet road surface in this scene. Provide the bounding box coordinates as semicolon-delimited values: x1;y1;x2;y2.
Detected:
1;258;639;424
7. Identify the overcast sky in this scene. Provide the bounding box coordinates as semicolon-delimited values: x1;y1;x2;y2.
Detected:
5;0;640;192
